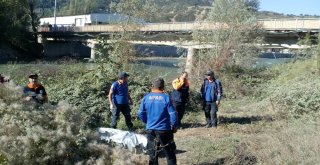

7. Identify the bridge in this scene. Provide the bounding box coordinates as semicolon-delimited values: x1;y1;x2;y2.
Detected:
38;18;320;33
38;18;320;72
38;18;320;51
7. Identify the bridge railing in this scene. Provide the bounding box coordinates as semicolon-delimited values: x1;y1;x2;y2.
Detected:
260;18;320;31
140;22;228;31
38;24;75;32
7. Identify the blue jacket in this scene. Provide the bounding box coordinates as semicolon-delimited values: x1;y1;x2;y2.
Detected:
138;90;178;131
200;79;222;102
111;80;129;105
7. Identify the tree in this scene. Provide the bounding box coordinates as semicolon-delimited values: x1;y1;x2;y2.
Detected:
317;34;320;73
191;0;263;73
245;0;260;12
294;32;314;59
109;0;214;22
0;0;42;57
28;0;40;44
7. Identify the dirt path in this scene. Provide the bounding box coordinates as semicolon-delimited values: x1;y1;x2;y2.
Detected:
132;99;274;165
156;110;273;164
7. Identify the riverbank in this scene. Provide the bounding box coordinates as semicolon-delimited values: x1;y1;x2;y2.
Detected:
1;57;318;164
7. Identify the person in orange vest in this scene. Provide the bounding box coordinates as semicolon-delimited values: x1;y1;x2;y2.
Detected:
23;74;48;104
171;71;190;127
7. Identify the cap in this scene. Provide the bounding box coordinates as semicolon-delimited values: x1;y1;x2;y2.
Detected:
28;74;38;78
152;77;165;89
205;70;214;76
118;72;130;79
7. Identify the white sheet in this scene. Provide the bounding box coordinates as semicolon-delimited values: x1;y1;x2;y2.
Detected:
98;128;148;151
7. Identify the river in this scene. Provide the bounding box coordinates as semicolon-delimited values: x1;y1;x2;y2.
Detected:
136;56;292;79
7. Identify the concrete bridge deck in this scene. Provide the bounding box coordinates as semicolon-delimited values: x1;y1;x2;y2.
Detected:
38;18;320;33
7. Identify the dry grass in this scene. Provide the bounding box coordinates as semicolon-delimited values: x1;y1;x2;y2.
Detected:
232;118;320;165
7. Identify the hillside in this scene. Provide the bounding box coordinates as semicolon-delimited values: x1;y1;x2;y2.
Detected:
257;10;320;19
37;0;213;22
37;0;319;22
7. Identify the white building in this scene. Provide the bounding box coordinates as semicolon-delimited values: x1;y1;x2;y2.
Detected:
40;13;145;27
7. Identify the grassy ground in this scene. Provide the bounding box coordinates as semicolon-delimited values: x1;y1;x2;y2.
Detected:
1;58;319;164
133;99;320;165
133;98;274;165
130;58;320;165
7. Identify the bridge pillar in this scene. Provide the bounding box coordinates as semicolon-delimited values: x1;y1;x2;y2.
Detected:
185;47;194;73
87;40;96;60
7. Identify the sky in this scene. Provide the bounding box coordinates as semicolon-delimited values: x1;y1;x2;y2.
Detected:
259;0;320;16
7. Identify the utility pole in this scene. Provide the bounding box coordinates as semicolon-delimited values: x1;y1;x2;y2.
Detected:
54;0;57;25
75;0;77;15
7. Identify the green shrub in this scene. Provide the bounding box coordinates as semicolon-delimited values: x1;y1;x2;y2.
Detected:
260;59;320;116
0;81;151;164
0;83;115;164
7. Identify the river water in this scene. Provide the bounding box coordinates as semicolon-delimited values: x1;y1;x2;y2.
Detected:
136;56;292;79
135;58;184;80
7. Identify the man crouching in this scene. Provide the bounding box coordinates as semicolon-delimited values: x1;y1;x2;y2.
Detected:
23;74;48;104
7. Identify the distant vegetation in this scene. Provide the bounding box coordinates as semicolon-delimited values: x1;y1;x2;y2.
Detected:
38;0;214;22
257;11;320;19
36;0;319;22
0;0;42;58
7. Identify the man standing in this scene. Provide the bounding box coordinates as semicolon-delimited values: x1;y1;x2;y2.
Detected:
200;70;222;128
138;78;178;165
23;74;48;104
108;71;133;131
171;71;189;127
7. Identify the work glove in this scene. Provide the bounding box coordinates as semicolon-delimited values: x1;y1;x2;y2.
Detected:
216;100;220;106
25;96;33;101
109;104;116;110
36;94;43;100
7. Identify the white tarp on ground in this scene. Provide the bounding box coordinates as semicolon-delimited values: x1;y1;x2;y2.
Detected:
98;128;148;151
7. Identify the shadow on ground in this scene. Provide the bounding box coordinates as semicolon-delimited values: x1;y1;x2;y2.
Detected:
180;122;205;129
180;115;273;129
158;149;187;158
195;154;257;165
176;149;187;155
195;157;227;165
218;115;273;125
